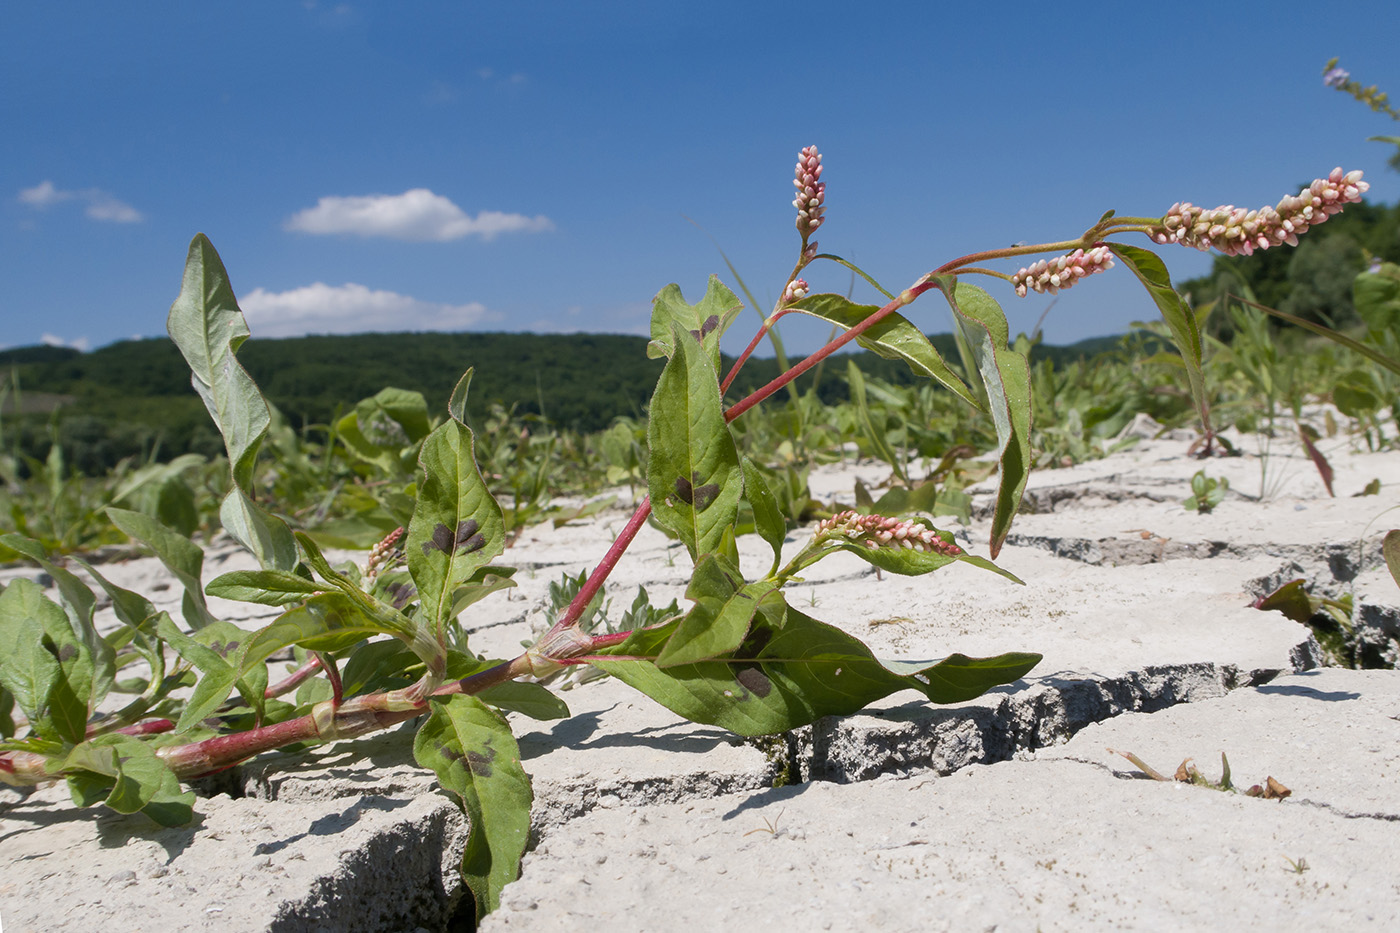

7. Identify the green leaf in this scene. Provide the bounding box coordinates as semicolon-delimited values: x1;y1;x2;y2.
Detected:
937;281;1032;558
219;487;298;573
166;234;296;570
167;234;264;488
447;567;518;621
206;569;324;606
407;418;505;632
646;276;744;371
1252;579;1315;624
1110;244;1213;435
646;328;742;559
70;556;158;632
791;293;978;408
658;555;773;669
448;369;474;425
847;359;907;484
0;580;64;736
238;594;397;677
107;507;218;630
595;601;1041;735
156;616;248;731
64;734;194;826
413;695;533;921
476;681;570;721
740;459;786;573
1;534;115;707
336;386;433;475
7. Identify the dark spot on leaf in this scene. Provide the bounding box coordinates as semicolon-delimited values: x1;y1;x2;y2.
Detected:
435;742;464;763
674;473;719;511
736;626;772;660
385;582;417;609
454;520;481;549
56;643;79;663
466;749;495;777
736;666;772;698
209;640;240;658
689;314;721;342
422;520;487;557
423;523;456;555
691;483;720;512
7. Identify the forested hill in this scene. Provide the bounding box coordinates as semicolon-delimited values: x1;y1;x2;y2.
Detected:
1;329;1121;473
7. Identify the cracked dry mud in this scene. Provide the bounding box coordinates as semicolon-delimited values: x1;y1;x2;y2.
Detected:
2;424;1398;932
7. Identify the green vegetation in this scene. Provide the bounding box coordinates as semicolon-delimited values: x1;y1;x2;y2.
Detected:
0;330;1127;475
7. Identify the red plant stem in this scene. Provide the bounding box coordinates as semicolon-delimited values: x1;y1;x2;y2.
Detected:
549;273;954;638
725;281;937;424
114;719;175;737
721;308;796;394
265;656;323;699
550;495;654;634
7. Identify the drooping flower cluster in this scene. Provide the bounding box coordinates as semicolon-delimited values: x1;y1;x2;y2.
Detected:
815;509;964;556
1011;246;1115;297
783;277;809;303
1148;168;1369;258
794;145;825;239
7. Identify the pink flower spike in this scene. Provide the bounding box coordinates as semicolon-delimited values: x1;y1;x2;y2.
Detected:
1148;169;1368;257
794;145;826;239
1011;246;1115;297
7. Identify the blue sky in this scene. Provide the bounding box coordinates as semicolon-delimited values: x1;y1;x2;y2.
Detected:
4;1;1399;357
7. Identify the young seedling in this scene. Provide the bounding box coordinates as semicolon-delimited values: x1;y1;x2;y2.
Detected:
1184;469;1229;512
1109;749;1292;800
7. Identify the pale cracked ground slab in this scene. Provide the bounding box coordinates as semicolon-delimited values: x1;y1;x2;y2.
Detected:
482;670;1400;933
1;419;1397;931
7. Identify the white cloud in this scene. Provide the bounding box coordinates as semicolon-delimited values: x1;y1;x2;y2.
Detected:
238;282;500;338
284;189;553;242
40;333;90;351
18;180;143;223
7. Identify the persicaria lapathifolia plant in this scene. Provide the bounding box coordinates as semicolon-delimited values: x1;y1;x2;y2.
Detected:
0;145;1369;920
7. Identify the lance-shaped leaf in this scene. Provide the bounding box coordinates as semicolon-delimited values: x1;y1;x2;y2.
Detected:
937;280;1031;559
167;233;296;570
413;695;532;922
107;506;218;631
791;293;978;409
1;533;115;707
64;734;194;827
594;600;1040;736
220;489;298;572
1110;244;1213;436
407;414;504;632
646;328;742;559
657;554;773;669
156;616;257;732
847;359;907;484
741;459;786;574
647;276;743;370
0;580;65;740
237;593;398;678
206;568;324;606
